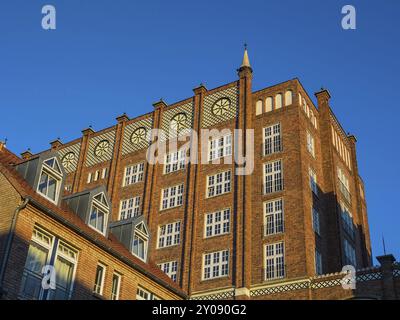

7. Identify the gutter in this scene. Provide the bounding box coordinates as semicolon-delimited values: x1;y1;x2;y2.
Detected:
0;198;29;298
22;196;187;299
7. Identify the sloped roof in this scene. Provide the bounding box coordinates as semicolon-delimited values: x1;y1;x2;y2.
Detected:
0;148;186;299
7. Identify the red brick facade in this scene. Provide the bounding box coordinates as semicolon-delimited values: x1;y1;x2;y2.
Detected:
0;51;398;300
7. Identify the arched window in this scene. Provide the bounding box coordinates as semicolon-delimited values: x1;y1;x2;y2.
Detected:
298;93;303;106
265;97;273;112
256;100;263;115
285;90;293;106
275;94;282;109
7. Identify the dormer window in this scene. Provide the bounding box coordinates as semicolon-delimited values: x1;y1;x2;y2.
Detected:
89;193;109;235
37;157;63;203
132;222;149;262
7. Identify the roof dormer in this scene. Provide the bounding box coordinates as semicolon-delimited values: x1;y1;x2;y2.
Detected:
15;151;65;205
63;186;111;237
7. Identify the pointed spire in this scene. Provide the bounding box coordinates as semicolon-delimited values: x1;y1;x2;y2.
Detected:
241;43;251;69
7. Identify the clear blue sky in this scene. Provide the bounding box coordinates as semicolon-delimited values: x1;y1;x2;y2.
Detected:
0;0;399;263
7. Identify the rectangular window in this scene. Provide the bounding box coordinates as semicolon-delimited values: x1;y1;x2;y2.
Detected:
340;202;355;238
87;172;92;184
264;199;284;236
307;131;315;157
343;239;356;267
136;287;160;300
264;242;285;281
203;250;229;280
158;261;178;282
338;167;351;203
209;135;232;161
207;170;231;198
309;168;318;195
124;163;144;186
315;250;323;275
160;184;184;210
264;123;282;155
264;160;283;194
165;149;186;174
158;221;181;248
93;264;106;295
119;196;141;220
94;170;99;181
20;228;78;301
205;208;230;238
111;273;121;300
312;208;320;235
101;168;108;179
132;233;147;261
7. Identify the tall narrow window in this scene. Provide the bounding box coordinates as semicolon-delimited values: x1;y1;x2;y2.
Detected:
204;208;230;238
275;94;282;109
315;250;323;275
164;149;186;174
338;167;351;203
37;157;63;203
207;170;231;198
158;221;181;248
264;123;282;156
312;208;320;235
124;163;144;186
111;273;121;300
101;168;108;179
93;264;106;295
256;100;263;115
264;242;285;280
306;131;315;157
19;228;53;300
285;90;293;106
264;160;283;194
203;250;229;280
265;97;273;112
89;193;109;235
343;239;356;267
264;199;284;236
208;135;232;161
160;184;184;210
340;202;355;238
119;196;141;220
309;168;318;195
158;261;178;282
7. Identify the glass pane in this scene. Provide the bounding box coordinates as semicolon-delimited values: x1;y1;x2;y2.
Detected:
38;172;49;195
47;176;57;201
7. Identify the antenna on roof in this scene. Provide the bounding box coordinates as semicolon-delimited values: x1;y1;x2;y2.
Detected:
382;234;387;255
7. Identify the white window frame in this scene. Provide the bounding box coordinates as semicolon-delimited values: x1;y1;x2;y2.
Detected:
202;250;229;280
263;160;283;194
160;184;184;210
208;135;232;161
264;198;284;236
164;149;186;174
111;272;122;300
37;158;63;204
119;196;141;220
101;167;108;179
312;207;320;235
89;194;109;235
158;261;178;282
206;170;231;198
136;287;160;300
204;208;230;238
307;131;315;157
157;221;181;249
264;242;285;281
93;263;106;296
123;163;144;186
132;229;148;262
263;123;282;156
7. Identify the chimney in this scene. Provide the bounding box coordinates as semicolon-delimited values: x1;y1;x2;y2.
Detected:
50;138;63;150
376;254;397;300
21;149;33;160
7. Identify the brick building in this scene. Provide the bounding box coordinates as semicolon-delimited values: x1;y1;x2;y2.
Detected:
0;49;398;300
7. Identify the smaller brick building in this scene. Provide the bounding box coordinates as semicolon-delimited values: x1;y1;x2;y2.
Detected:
0;143;185;300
